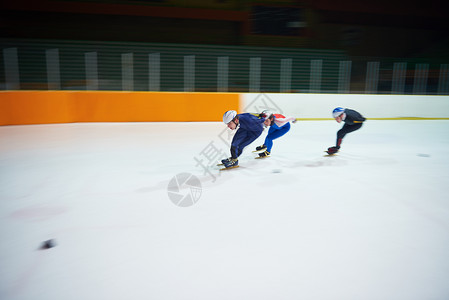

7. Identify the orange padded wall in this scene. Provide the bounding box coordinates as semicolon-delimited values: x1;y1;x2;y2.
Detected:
0;91;240;125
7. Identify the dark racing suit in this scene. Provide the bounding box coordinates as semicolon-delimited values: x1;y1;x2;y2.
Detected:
336;109;366;148
230;113;265;159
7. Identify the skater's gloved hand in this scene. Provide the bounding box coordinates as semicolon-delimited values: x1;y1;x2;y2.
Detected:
292;119;298;123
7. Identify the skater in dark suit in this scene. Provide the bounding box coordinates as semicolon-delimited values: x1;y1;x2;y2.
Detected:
326;107;366;155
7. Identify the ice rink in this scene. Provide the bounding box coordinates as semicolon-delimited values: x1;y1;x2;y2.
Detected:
1;120;449;300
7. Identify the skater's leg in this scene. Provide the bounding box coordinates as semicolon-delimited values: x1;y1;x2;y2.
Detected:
336;123;362;147
230;129;249;159
263;127;275;153
265;123;290;152
237;130;260;156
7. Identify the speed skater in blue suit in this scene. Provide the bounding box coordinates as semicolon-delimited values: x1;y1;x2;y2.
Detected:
220;110;267;168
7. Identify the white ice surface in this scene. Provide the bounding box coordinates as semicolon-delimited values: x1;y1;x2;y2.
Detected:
1;120;449;300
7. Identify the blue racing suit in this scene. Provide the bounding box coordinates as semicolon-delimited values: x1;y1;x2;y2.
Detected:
263;114;295;153
230;113;265;159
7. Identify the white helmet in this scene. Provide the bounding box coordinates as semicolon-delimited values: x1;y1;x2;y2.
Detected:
223;110;237;124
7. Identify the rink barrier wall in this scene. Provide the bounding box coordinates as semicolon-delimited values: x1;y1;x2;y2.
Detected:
241;93;449;119
0;91;240;125
1;92;449;126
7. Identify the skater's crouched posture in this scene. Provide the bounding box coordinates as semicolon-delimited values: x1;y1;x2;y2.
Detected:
221;110;266;168
255;111;297;158
327;107;366;155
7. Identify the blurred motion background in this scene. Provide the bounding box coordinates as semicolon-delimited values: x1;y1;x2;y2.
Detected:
1;0;449;94
1;3;449;299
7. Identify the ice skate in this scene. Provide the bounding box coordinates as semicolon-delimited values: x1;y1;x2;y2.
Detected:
255;150;270;159
252;145;267;153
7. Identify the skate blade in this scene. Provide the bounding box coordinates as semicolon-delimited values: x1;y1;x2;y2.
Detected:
255;155;270;159
252;149;266;153
323;153;338;157
220;165;240;171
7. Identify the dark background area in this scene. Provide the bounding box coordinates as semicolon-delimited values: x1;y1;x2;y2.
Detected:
1;0;448;93
1;0;449;59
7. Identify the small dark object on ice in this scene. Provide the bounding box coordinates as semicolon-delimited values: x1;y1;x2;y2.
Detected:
40;239;56;250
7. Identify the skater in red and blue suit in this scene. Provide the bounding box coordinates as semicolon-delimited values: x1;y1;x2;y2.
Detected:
255;110;297;158
221;110;267;168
